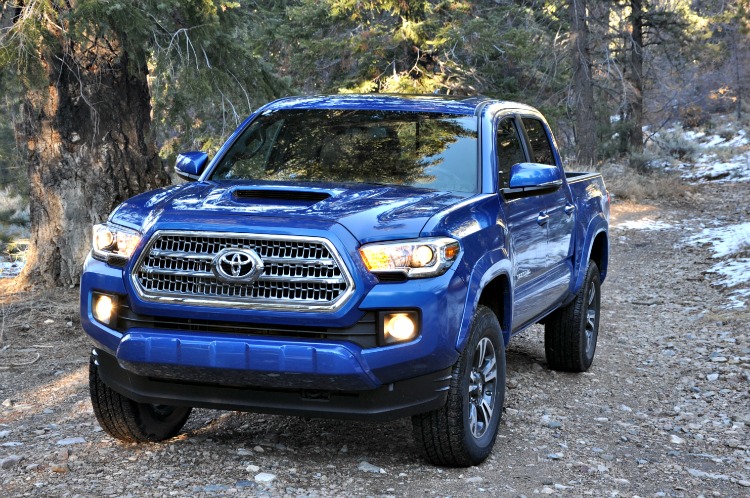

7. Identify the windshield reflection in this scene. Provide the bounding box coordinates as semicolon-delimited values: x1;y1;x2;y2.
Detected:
209;110;478;193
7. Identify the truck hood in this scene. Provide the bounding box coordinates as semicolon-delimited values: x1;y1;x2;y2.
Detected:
110;181;472;243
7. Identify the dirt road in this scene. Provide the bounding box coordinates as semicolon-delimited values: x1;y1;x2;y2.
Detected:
1;181;748;497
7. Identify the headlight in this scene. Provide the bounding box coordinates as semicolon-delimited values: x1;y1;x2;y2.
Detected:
92;223;142;263
359;237;460;278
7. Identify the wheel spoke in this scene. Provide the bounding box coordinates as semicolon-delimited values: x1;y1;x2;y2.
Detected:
588;282;596;307
587;309;596;330
469;404;478;435
482;355;497;382
475;338;487;367
479;398;493;426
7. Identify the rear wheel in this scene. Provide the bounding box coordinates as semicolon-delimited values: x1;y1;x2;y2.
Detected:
544;261;601;372
89;352;192;442
412;305;506;467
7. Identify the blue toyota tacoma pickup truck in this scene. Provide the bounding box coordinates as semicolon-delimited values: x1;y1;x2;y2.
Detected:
81;94;609;467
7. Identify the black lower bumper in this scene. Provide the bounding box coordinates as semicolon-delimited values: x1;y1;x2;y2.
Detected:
94;349;452;421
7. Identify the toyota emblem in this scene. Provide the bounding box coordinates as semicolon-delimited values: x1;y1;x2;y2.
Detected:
212;248;264;283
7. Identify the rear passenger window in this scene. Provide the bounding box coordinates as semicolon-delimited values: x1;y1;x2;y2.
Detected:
522;118;556;166
496;118;526;189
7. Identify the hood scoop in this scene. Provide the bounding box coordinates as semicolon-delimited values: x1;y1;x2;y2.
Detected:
232;188;331;206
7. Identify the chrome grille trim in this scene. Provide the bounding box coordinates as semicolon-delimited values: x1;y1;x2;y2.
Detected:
130;231;355;312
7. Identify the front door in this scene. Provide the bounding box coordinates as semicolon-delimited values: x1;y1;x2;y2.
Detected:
520;117;573;308
496;117;549;329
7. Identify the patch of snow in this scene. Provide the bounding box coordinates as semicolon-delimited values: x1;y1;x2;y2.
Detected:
686;222;750;309
652;123;750;183
703;135;725;147
724;289;750;309
694;152;713;164
614;219;674;231
726;129;748;147
706;258;750;288
677;128;746;149
682;130;705;142
685;149;750;183
688;223;750;258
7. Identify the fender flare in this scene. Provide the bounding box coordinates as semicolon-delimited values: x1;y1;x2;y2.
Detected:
454;251;513;352
571;214;609;295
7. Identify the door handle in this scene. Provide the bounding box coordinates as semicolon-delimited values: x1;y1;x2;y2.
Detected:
537;213;550;225
564;203;576;215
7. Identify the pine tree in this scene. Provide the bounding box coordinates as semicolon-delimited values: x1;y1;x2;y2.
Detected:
0;1;286;286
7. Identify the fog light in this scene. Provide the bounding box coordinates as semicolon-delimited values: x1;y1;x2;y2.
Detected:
93;294;117;326
383;312;418;343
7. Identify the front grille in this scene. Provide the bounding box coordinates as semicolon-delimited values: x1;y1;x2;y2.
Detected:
131;231;355;311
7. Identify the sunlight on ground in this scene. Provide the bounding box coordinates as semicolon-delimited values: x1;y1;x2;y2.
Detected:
609;202;659;227
0;366;88;426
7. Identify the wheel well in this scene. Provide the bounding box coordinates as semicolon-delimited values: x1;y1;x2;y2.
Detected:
477;274;511;344
589;232;608;280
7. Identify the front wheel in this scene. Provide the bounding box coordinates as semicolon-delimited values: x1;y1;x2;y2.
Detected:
544;261;601;372
412;305;506;467
89;352;192;442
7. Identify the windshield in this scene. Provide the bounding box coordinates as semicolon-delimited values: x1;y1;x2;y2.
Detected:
208;109;479;192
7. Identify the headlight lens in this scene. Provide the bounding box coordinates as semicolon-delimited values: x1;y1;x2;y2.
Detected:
92;223;142;262
359;237;460;278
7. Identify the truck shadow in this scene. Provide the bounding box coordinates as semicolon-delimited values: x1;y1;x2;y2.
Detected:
181;336;548;461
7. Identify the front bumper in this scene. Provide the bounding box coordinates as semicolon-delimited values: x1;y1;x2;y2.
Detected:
81;239;468;418
93;348;451;420
115;329;381;390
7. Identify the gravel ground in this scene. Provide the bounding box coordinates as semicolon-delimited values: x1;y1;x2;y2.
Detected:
1;180;749;497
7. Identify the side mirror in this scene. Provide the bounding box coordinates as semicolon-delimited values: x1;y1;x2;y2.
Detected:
508;163;562;189
175;152;209;181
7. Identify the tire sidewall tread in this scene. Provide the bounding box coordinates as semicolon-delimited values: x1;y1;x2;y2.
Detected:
412;305;506;467
89;353;191;443
544;261;601;372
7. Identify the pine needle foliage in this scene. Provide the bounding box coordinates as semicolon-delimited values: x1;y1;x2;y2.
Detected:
0;1;289;161
257;0;568;108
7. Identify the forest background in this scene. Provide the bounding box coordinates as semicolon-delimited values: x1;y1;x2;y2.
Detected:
0;0;748;288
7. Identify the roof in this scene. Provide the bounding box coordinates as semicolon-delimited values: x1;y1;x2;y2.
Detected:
261;94;498;116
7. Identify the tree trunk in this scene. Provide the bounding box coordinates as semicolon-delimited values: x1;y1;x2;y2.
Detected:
21;39;169;287
733;33;744;120
569;0;598;166
626;0;645;153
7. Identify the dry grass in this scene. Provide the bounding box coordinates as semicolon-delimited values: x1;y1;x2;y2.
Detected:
590;161;694;202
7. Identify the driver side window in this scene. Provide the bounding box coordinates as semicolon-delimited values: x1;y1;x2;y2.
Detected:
496;118;526;190
219;120;283;179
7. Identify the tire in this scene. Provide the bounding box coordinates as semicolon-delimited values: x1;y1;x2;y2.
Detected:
89;352;192;442
412;305;506;467
544;260;601;372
